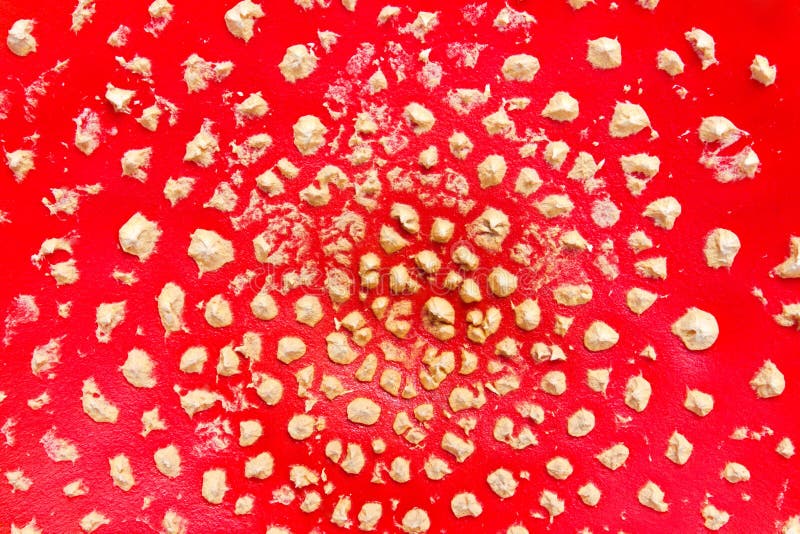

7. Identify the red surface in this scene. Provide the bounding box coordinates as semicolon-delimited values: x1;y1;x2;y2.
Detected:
1;0;799;532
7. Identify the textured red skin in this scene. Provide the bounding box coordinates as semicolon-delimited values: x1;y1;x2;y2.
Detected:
0;0;798;533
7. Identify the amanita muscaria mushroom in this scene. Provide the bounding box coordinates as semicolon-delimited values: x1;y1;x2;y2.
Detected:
1;1;797;533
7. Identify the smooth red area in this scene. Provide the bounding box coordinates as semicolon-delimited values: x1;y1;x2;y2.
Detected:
1;0;798;532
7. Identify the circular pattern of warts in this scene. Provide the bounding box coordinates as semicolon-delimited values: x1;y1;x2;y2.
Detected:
0;1;798;533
